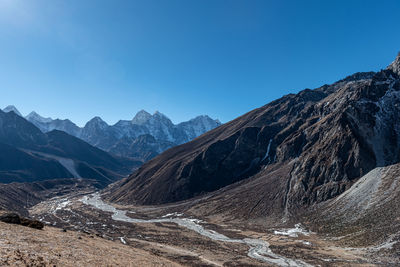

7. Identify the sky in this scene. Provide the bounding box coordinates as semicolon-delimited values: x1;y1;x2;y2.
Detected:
0;0;399;126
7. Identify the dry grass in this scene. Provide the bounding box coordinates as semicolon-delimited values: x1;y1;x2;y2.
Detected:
0;222;181;267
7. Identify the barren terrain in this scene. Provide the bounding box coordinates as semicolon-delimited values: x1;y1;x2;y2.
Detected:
22;190;393;266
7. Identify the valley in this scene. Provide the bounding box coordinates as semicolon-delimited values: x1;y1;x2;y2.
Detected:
24;189;393;266
1;2;400;265
1;39;400;267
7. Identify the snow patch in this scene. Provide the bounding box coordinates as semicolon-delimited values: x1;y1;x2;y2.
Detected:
120;237;127;245
262;139;273;162
162;212;184;218
274;224;312;238
55;200;71;211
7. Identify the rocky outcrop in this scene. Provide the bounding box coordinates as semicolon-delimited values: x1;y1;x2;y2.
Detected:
387;52;400;76
0;212;44;229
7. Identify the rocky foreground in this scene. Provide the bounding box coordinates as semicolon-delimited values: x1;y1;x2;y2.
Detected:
0;221;181;267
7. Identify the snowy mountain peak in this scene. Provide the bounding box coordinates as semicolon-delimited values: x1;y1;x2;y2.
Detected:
3;105;22;116
191;115;211;121
131;110;152;125
26;111;53;123
176;114;222;141
189;115;221;125
86;116;108;127
388;52;400;76
19;107;221;160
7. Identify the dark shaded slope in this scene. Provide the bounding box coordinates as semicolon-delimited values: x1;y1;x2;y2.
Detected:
0;110;47;149
44;130;136;174
0;143;72;183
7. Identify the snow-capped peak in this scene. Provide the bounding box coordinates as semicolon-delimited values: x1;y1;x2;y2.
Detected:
25;111;53;123
3;105;22;116
131;110;152;125
188;115;221;126
85;116;109;129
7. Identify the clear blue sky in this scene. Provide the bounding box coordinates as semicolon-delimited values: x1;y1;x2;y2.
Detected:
0;0;399;126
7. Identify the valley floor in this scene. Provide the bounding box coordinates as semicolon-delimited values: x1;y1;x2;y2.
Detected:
10;191;392;267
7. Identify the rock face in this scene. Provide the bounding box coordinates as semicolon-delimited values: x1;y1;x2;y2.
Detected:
24;109;221;161
107;53;400;220
388;52;400;76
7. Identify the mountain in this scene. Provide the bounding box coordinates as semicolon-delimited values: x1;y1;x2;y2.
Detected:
0;110;140;184
25;110;221;161
2;105;22;117
177;115;222;142
25;111;53;125
26;111;81;137
106;52;400;226
79;117;116;150
131;109;152;125
109;134;176;161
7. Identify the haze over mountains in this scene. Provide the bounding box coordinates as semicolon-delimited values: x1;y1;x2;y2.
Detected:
2;107;221;162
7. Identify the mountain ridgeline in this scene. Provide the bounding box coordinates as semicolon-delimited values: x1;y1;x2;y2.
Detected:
107;53;400;221
22;110;221;161
0;110;140;184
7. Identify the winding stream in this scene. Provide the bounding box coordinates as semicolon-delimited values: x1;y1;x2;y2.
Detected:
80;193;312;267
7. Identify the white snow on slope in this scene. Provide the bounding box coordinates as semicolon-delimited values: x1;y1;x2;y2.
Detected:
274;223;312;238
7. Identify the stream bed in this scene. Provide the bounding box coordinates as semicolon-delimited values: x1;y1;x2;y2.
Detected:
81;193;312;267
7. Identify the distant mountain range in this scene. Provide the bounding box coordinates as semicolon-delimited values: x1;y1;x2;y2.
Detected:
2;107;221;161
0;109;140;184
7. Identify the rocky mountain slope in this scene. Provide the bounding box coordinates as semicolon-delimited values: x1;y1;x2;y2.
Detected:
0;110;140;184
107;53;400;225
19;108;221;161
305;162;400;250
